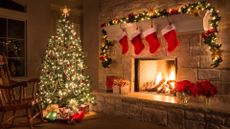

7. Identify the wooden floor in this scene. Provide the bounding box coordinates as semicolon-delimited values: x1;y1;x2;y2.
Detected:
12;112;170;129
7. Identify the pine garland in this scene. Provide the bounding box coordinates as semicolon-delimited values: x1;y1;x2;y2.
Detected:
99;1;222;68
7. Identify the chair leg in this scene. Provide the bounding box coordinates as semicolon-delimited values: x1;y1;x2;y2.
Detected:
0;112;5;129
37;104;45;122
11;110;16;125
27;108;33;129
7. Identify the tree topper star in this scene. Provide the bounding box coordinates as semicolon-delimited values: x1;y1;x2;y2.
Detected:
62;6;71;17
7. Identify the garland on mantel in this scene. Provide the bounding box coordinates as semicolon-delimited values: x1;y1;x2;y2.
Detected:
99;1;222;68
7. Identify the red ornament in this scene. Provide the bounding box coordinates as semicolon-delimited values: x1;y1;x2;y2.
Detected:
69;111;85;122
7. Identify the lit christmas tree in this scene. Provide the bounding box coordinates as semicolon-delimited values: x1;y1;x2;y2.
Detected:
39;7;94;120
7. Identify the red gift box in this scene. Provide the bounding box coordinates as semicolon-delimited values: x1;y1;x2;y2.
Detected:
106;76;117;92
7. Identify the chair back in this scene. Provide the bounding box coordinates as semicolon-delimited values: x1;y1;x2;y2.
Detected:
0;81;27;106
0;54;11;85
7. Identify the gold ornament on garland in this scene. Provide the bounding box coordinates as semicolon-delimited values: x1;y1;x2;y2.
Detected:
99;1;222;68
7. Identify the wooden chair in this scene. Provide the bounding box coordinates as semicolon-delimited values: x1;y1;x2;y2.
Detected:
0;79;44;129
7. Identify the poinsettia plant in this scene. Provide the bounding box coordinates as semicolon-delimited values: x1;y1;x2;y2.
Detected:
194;80;217;98
174;80;217;98
175;80;194;95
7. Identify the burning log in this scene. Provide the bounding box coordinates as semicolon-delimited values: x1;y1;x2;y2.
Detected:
141;79;175;94
145;79;165;92
167;80;175;89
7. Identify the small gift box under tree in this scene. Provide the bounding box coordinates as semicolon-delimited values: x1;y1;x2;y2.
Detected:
112;78;130;94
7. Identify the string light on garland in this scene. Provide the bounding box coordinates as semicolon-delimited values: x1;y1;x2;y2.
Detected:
99;1;222;68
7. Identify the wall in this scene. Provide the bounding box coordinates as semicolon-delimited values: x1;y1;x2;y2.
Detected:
98;0;230;96
83;0;100;89
0;0;52;78
26;0;52;78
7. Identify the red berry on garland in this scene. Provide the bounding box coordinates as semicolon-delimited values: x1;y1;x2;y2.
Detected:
100;56;105;61
101;23;106;28
169;9;179;15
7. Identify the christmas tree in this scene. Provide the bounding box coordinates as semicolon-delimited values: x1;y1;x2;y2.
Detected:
39;7;94;116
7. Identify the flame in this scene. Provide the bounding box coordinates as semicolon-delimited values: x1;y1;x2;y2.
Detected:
155;72;162;84
154;66;176;93
168;67;176;89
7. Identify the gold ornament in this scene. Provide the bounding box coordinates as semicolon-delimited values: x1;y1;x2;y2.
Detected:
191;9;201;17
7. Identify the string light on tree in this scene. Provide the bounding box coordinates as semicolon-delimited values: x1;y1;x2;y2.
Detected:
39;6;95;121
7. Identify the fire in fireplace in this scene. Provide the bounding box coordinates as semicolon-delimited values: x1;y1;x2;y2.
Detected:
134;58;177;94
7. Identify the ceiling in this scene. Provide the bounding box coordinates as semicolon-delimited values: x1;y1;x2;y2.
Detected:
12;0;83;16
50;0;83;16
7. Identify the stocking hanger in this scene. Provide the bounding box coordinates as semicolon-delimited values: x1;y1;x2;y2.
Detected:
167;16;172;25
135;23;139;30
150;20;153;27
120;24;126;31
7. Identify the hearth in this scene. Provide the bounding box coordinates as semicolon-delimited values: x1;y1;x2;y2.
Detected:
134;58;177;93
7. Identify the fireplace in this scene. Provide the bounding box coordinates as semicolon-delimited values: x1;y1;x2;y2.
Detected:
134;58;177;93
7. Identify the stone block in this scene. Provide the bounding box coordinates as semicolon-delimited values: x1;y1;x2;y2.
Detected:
200;56;213;68
177;56;199;68
177;68;197;82
206;114;225;125
189;33;201;47
96;95;105;102
128;105;143;120
103;104;115;113
221;70;230;82
190;46;209;56
141;107;167;126
185;120;205;129
219;29;230;51
185;111;204;121
207;123;220;129
92;102;103;112
168;109;184;129
105;98;121;105
217;82;230;95
219;54;230;69
198;69;220;80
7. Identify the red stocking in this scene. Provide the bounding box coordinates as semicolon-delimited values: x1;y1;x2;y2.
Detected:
161;24;179;52
131;31;144;55
143;27;160;53
119;31;129;54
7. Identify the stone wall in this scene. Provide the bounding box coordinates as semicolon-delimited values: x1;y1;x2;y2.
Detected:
98;0;230;96
93;92;230;129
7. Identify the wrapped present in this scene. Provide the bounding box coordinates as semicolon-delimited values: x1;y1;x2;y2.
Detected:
79;104;89;113
113;79;130;95
112;85;120;94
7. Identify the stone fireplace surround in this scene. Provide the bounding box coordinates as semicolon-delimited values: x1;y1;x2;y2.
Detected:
96;1;230;129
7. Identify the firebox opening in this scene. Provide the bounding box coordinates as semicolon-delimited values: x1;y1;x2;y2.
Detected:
134;58;177;94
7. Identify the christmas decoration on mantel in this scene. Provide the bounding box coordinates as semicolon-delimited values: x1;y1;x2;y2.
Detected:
39;6;95;122
99;1;222;68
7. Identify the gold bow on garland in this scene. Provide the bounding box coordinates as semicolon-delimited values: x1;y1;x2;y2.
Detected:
99;1;222;68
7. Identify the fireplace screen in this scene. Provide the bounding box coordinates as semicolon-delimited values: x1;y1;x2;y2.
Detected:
135;59;177;93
